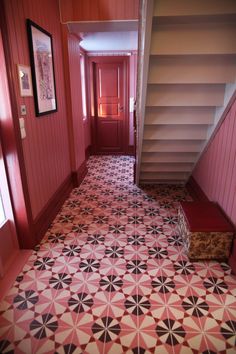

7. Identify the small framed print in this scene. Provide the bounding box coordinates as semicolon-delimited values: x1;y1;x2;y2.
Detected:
17;64;33;97
27;19;57;116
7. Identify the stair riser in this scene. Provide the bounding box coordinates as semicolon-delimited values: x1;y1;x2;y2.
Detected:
148;56;236;84
146;84;225;106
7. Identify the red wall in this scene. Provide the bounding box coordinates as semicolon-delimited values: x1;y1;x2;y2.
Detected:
67;33;86;169
4;0;71;220
192;97;236;226
60;0;139;22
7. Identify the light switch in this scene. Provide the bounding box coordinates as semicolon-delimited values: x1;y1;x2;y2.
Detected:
20;128;26;139
19;117;26;139
19;117;25;129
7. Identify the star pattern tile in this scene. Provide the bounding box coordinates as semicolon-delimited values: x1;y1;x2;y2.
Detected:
0;155;236;353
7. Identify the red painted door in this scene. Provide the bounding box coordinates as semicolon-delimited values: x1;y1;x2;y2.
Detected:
92;57;128;154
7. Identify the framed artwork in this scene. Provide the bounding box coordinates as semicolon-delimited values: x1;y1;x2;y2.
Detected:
17;64;33;97
27;19;57;117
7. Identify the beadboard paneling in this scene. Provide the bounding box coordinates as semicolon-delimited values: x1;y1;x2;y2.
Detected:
60;0;139;22
193;97;236;225
4;0;71;219
67;33;86;170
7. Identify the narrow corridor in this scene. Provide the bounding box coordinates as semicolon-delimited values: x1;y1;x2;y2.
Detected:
0;156;236;353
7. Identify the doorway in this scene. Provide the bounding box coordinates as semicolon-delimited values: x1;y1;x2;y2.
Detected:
0;30;20;277
90;56;129;154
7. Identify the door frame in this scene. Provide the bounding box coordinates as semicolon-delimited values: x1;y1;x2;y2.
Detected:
0;3;34;249
88;55;130;155
135;0;154;184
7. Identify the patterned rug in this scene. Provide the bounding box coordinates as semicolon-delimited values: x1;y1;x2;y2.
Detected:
0;155;236;353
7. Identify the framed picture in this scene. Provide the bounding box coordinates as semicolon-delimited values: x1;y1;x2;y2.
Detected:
27;19;57;117
17;64;33;97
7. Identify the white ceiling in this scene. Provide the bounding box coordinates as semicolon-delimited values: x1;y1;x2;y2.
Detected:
80;31;138;52
68;21;138;52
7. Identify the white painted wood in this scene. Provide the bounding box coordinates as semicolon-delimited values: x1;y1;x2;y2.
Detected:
138;0;236;185
145;107;215;125
135;0;154;184
141;163;193;172
146;84;225;107
142;140;205;153
140;171;188;181
142;152;197;163
154;0;236;17
148;55;236;84
151;23;236;55
143;125;208;140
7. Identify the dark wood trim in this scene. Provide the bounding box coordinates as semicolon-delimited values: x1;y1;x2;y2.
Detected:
71;160;88;188
127;145;135;156
229;240;236;274
85;145;92;160
34;174;73;244
186;176;209;202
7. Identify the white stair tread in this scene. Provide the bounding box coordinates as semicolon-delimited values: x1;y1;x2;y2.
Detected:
148;55;236;84
144;124;208;140
142;140;205;153
145;106;215;124
140;171;188;181
146;84;225;106
151;23;236;55
141;162;193;172
141;152;198;163
154;0;236;17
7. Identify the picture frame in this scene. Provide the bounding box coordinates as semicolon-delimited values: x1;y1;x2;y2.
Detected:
27;19;57;117
17;64;33;97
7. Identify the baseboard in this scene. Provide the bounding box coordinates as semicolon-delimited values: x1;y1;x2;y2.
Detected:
85;145;92;160
0;250;32;301
89;145;135;156
72;160;88;188
229;240;236;274
33;174;73;244
127;145;135;156
186;176;209;202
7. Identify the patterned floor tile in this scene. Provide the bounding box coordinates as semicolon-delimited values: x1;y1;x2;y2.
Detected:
0;155;236;353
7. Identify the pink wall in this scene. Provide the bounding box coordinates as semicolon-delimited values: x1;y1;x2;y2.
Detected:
83;51;92;150
67;33;86;169
4;0;71;219
129;51;137;147
192;97;236;226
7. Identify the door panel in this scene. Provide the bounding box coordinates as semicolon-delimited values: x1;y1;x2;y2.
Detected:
91;57;128;154
97;120;122;151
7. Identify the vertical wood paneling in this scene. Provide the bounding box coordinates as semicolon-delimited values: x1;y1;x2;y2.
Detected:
67;34;86;169
4;0;71;219
83;52;91;150
193;97;236;226
59;0;139;22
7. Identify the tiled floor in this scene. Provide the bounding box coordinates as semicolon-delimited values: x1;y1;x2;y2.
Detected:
1;155;236;353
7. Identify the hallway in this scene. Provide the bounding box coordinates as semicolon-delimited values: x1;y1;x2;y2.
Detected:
0;156;236;353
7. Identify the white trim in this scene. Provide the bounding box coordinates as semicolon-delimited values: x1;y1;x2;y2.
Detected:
66;20;138;24
135;0;154;184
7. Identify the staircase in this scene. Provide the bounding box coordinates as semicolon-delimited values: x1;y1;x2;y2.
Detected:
137;0;236;184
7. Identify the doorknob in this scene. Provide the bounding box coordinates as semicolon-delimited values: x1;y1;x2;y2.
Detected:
119;106;124;112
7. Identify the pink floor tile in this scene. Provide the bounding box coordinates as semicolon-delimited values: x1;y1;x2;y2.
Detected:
1;155;236;353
